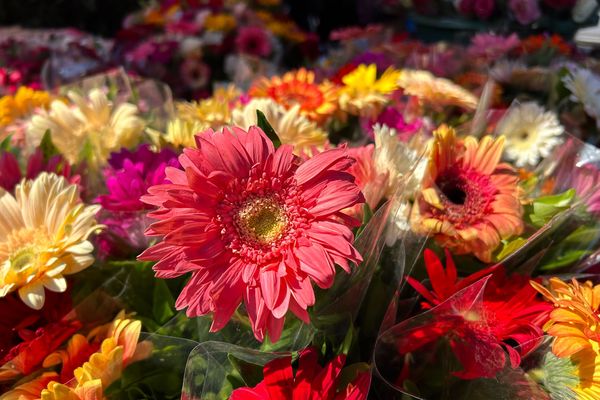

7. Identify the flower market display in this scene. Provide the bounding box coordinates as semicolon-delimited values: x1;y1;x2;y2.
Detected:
4;0;600;399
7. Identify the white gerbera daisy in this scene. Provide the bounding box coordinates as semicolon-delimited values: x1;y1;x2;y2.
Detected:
373;123;428;198
231;98;327;153
496;102;564;167
563;66;600;128
0;173;101;309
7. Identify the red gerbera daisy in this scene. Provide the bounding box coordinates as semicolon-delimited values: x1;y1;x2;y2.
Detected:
139;126;364;342
0;291;81;382
229;347;371;400
400;249;551;379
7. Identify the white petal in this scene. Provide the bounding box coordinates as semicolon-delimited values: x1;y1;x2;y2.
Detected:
18;283;45;310
43;276;67;293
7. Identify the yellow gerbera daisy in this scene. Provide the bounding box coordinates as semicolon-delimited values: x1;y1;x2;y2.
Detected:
249;68;338;123
338;64;401;118
0;173;101;309
27;89;144;169
410;125;523;262
397;69;479;111
531;278;600;400
146;117;205;150
176;98;231;129
0;87;51;127
231;98;327;152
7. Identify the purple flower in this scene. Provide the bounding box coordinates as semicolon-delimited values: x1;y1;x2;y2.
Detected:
97;145;179;212
509;0;541;25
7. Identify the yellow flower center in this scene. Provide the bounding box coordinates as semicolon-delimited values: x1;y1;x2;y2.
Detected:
236;197;288;244
0;227;49;285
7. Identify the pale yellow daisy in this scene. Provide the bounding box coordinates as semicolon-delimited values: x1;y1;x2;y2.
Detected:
0;173;101;309
231;98;328;152
27;89;144;169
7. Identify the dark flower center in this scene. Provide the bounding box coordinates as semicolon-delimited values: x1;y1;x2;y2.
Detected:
437;176;467;205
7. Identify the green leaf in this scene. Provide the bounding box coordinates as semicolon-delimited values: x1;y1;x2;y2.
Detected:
495;237;527;261
0;135;12;151
40;130;59;161
525;189;575;228
152;279;176;324
540;249;592;271
339;324;355;355
256;110;281;147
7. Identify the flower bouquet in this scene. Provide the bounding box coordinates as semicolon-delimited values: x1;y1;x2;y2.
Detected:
2;12;600;398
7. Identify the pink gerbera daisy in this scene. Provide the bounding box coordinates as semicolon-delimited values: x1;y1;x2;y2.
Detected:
139;126;364;342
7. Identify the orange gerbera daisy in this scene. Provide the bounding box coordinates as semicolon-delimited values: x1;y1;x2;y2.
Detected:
0;314;152;400
410;125;523;262
248;68;338;123
531;278;600;400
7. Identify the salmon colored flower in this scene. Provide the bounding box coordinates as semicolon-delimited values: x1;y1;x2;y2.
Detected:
346;145;387;218
397;70;478;111
338;64;401;118
139;126;364;342
531;278;600;399
0;173;101;309
249;68;338;123
410;126;523;262
229;347;371;400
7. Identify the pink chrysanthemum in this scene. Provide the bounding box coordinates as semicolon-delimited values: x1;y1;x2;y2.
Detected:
139;126;364;342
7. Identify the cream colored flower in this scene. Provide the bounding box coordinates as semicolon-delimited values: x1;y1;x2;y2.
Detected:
373;123;428;198
496;102;563;167
0;173;101;309
397;69;478;111
147;117;205;149
231;98;328;152
27;89;144;169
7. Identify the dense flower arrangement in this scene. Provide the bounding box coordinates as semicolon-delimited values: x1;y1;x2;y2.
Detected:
3;2;600;399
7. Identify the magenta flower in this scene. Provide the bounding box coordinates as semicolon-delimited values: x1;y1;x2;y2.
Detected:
97;145;178;212
95;145;178;258
235;26;272;58
509;0;541;25
362;107;422;141
139;127;364;342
